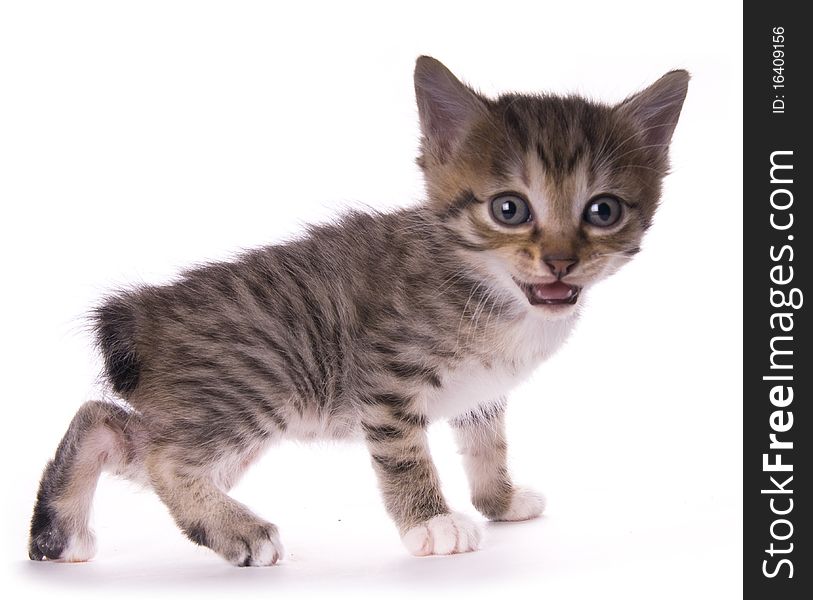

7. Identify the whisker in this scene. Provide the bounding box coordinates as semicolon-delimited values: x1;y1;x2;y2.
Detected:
430;267;471;298
456;279;485;349
591;250;639;259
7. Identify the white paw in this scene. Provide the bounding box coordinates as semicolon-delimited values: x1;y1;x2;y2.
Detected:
222;523;284;567
496;487;546;522
401;512;482;556
60;530;97;562
247;535;284;567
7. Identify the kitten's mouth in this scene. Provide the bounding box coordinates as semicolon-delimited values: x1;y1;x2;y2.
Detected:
513;279;581;306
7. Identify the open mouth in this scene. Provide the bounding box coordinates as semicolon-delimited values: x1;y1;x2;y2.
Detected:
513;279;581;306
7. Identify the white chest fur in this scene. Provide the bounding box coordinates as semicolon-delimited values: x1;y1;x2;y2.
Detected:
421;313;578;421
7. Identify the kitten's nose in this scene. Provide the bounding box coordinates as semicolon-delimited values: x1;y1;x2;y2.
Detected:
543;255;578;278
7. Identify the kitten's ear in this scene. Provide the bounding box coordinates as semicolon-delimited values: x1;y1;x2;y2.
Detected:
414;56;488;159
616;70;690;150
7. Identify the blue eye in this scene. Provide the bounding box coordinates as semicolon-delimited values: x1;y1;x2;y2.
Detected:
583;195;622;227
490;195;532;226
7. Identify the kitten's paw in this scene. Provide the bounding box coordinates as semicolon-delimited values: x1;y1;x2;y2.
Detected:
495;487;546;522
216;522;284;567
401;512;482;556
29;528;97;563
60;530;98;562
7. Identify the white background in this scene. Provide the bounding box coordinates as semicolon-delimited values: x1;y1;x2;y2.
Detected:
0;1;743;598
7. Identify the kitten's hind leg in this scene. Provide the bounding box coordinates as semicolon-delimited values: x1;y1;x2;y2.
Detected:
29;400;144;562
451;401;546;522
146;446;283;567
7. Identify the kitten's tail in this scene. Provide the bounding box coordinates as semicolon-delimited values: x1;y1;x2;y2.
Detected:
92;295;142;396
28;401;144;562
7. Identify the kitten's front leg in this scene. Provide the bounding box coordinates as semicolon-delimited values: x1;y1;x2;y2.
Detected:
363;411;481;556
451;400;546;522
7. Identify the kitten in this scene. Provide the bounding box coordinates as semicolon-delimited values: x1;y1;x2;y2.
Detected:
28;56;688;566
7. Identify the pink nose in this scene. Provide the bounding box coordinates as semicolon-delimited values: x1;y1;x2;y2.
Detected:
543;256;578;278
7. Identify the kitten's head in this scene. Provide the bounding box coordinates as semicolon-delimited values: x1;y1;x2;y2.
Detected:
414;56;688;318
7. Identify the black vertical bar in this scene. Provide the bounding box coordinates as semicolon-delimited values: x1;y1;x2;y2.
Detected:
744;4;809;599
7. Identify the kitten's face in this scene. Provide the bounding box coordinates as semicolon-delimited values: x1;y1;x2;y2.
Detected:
414;57;688;318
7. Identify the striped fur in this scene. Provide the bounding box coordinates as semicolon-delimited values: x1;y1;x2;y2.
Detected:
29;56;687;565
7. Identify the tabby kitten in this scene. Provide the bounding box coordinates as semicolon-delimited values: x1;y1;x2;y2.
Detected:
29;56;688;566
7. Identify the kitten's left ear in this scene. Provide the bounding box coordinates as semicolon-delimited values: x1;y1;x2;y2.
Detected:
616;70;690;150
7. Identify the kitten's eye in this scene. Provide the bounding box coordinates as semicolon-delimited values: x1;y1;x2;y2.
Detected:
490;195;532;226
583;195;622;227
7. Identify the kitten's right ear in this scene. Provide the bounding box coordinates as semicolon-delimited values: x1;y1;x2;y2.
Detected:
414;56;488;160
616;70;690;151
